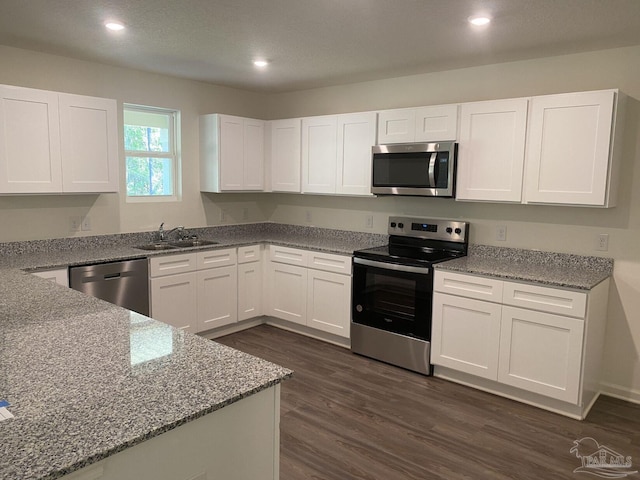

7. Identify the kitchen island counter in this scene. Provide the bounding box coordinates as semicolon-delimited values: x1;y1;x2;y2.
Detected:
0;269;292;480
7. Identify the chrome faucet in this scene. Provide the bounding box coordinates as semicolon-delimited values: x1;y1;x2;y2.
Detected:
157;223;185;242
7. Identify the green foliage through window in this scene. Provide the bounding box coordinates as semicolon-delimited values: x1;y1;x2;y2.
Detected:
124;105;178;198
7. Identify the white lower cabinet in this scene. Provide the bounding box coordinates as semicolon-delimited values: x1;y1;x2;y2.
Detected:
431;294;501;380
267;245;352;338
498;306;584;403
432;269;609;418
268;261;308;325
237;245;263;321
151;271;198;333
197;265;238;331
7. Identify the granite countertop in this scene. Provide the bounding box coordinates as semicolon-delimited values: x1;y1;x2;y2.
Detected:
0;271;292;479
0;223;386;480
435;244;613;290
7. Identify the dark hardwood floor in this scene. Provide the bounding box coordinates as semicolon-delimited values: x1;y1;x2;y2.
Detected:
216;325;640;480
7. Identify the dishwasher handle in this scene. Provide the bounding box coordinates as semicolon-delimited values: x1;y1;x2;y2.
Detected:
104;272;121;280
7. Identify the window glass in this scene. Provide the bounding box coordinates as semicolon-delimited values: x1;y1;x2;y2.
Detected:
123;105;179;200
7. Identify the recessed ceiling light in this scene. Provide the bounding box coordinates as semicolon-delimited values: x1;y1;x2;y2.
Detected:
253;60;269;68
105;21;125;32
468;15;491;26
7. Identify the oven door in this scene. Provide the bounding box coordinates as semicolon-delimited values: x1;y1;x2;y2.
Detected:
352;257;433;340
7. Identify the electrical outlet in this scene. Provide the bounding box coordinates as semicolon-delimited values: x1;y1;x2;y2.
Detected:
69;216;81;232
496;225;507;241
220;209;227;222
365;215;374;229
305;210;312;223
81;216;91;231
596;233;609;251
242;207;249;221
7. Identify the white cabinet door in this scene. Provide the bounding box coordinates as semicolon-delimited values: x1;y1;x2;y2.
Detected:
336;112;377;195
59;94;118;193
377;108;415;144
197;265;238;332
431;292;502;380
414;105;458;142
201;114;265;192
267;262;307;325
219;114;245;191
270;118;301;192
243;118;265;190
301;115;337;193
150;272;198;333
306;269;351;338
457;98;528;202
498;306;584;403
524;90;616;206
238;261;263;321
0;86;62;193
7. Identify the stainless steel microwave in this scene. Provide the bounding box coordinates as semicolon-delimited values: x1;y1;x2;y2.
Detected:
371;141;457;197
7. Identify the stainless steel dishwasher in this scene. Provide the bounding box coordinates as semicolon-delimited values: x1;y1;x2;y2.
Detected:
69;258;149;316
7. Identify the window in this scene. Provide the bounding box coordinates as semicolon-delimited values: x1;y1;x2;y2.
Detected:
124;105;180;201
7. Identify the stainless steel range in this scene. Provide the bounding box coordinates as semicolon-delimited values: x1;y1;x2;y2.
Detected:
351;216;469;375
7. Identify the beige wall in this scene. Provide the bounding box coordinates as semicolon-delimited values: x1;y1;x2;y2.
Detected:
1;43;639;403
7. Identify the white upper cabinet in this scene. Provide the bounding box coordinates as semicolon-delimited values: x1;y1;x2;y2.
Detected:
302;115;338;194
269;118;301;192
59;93;119;193
0;86;62;193
336;112;377;195
302;112;377;195
456;98;529;202
200;114;265;192
0;85;118;194
524;89;621;207
377;104;458;144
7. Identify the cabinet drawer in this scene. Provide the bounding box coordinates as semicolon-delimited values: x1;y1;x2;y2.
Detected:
197;248;237;269
150;253;197;277
269;245;308;266
308;251;351;275
434;271;503;302
502;281;587;318
237;244;262;264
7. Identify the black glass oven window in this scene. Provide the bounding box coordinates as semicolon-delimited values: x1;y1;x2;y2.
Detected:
366;272;416;319
372;152;449;188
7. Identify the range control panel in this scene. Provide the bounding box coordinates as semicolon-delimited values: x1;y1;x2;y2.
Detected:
388;216;469;243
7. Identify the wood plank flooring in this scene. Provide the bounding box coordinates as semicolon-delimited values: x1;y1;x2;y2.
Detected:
216;325;640;480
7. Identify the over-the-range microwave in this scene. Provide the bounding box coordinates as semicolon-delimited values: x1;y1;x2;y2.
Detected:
371;141;457;197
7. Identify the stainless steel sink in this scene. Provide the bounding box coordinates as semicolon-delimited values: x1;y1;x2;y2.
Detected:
133;243;178;251
168;239;219;248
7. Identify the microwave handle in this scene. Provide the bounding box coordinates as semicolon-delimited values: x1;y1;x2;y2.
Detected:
428;152;437;187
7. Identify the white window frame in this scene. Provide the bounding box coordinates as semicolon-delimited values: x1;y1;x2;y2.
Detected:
124;104;181;203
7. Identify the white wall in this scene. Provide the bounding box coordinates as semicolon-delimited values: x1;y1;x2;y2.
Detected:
0;45;271;240
1;42;639;403
263;46;640;403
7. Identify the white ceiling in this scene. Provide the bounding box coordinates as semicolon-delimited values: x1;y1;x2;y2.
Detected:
2;0;640;93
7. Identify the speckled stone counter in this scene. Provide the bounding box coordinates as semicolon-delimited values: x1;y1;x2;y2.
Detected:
0;222;388;272
0;223;385;479
0;270;292;479
436;244;613;290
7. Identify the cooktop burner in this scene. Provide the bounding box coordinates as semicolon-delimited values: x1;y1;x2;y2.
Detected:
353;216;469;267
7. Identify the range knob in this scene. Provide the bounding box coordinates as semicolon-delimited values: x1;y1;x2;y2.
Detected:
390;222;397;228
455;228;462;235
398;222;404;229
446;227;453;234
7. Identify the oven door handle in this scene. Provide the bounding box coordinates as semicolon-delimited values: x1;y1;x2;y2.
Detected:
353;257;431;275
